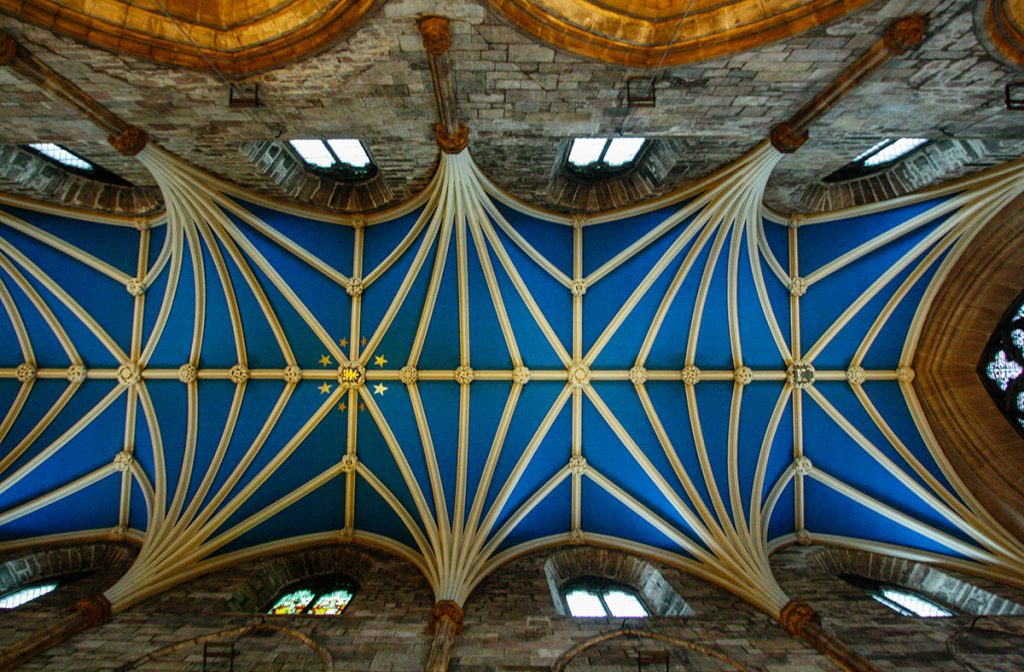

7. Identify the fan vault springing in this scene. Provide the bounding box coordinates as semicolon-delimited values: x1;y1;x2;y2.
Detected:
1;138;1023;623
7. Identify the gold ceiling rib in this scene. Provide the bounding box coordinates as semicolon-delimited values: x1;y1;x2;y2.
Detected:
485;0;879;67
2;13;1024;672
0;0;382;75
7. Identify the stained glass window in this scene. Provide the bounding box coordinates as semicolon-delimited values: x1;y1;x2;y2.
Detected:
566;138;646;177
979;290;1024;437
265;575;357;616
841;574;953;618
0;582;58;609
562;577;649;618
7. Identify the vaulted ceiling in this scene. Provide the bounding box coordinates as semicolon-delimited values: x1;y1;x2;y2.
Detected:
1;0;1024;628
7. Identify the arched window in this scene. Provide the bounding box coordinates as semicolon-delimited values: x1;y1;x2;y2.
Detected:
0;581;58;609
562;576;649;618
287;138;378;182
566;138;647;178
24;143;133;186
840;574;953;618
265;575;357;616
823;138;929;183
979;291;1024;436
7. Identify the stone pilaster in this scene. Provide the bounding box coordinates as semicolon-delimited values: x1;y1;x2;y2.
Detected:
0;594;112;669
779;599;878;672
424;599;464;671
771;14;927;153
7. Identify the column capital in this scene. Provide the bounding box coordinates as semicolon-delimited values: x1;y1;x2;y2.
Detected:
779;599;820;636
418;16;452;56
883;14;927;55
428;599;464;634
0;32;16;66
108;126;149;156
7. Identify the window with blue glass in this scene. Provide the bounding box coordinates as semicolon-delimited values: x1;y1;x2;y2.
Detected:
979;290;1024;437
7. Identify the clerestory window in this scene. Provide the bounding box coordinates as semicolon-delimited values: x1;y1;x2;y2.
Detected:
287;139;377;181
979;291;1024;437
265;575;357;616
562;576;649;618
0;581;58;609
24;143;132;186
841;574;953;617
823;138;929;183
566;138;646;178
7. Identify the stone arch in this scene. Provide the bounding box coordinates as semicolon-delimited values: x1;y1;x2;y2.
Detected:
0;145;162;215
0;542;135;598
544;547;693;617
914;190;1024;541
223;545;380;613
552;629;756;671
799;139;1024;212
544;138;687;212
812;547;1024;616
115;621;334;671
242;141;395;212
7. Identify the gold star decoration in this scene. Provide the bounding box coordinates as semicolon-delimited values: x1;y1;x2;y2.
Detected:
319;354;332;367
361;336;368;346
318;382;332;394
359;402;366;412
373;383;388;396
339;337;349;348
337;401;347;412
374;354;388;367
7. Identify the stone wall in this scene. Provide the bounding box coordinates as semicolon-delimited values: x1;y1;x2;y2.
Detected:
1;0;1021;217
3;541;1024;670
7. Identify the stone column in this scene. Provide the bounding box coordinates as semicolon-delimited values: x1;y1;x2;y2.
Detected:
0;32;147;155
424;600;464;672
417;16;469;154
770;14;927;153
0;594;112;669
778;600;878;672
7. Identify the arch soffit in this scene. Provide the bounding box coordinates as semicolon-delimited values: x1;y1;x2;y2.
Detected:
812;547;1024;616
913;190;1024;542
0;542;136;595
0;0;384;76
485;0;877;67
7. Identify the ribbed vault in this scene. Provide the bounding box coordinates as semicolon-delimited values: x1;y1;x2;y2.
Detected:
2;135;1024;620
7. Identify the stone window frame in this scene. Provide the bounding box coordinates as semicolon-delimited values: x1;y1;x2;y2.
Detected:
914;191;1024;541
23;142;133;187
544;547;693;617
977;287;1024;438
242;140;394;212
223;546;378;613
839;572;955;617
546;138;681;212
263;572;360;616
814;548;1024;616
284;138;380;184
822;138;932;184
0;145;162;215
561;574;651;617
799;139;1024;212
0;543;135;608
